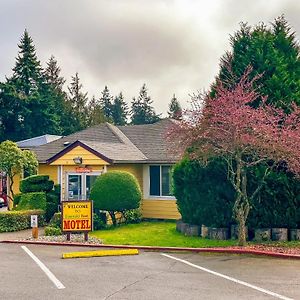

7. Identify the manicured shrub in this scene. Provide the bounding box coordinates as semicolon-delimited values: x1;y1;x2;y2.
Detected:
45;190;60;222
90;171;142;226
0;210;45;232
13;193;22;206
173;158;235;227
20;175;54;193
44;226;62;236
16;192;47;211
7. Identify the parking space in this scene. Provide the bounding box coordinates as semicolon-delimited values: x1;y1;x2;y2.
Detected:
0;243;299;299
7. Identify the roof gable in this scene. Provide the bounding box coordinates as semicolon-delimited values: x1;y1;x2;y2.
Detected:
48;141;111;165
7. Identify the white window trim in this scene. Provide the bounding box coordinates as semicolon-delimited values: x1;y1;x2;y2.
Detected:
143;164;176;200
65;172;101;201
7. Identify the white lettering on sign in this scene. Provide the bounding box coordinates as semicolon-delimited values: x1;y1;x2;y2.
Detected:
31;215;38;228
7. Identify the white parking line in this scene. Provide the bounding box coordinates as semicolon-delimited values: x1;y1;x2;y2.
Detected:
161;253;293;300
21;246;65;290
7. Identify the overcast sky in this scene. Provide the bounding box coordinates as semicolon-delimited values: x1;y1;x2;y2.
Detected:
1;0;299;116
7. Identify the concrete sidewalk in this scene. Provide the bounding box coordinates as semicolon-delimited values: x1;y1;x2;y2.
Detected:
0;228;45;241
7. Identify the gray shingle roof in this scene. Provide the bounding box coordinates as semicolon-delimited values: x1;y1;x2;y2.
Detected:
32;119;179;164
17;134;62;148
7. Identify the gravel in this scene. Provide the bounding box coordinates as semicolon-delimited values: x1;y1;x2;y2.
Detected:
24;233;103;245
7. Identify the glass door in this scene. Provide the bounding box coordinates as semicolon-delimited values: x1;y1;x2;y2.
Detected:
67;174;82;200
66;172;101;201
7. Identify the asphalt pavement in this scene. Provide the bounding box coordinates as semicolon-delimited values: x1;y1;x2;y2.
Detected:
0;243;299;300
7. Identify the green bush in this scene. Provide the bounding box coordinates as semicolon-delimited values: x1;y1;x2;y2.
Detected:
123;208;142;224
13;193;22;206
44;226;62;236
90;171;142;226
173;157;300;230
93;213;106;230
49;212;61;228
20;175;54;193
45;190;60;222
16;192;47;211
173;158;235;227
0;210;45;232
247;165;300;229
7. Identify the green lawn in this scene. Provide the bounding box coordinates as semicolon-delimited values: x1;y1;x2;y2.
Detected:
91;221;237;248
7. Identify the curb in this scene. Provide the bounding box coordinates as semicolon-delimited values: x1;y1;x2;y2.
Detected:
1;239;300;259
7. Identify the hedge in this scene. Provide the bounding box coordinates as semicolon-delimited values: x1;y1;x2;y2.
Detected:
173;157;300;229
0;210;45;232
173;158;235;227
20;175;54;193
16;192;47;211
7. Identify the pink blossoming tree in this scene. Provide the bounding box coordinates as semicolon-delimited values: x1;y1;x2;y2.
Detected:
170;69;300;246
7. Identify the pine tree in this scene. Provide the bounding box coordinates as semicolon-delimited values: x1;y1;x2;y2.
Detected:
168;94;182;120
3;30;61;140
67;73;89;131
112;92;128;125
214;16;300;110
87;96;106;126
11;29;42;96
100;86;113;121
130;84;160;125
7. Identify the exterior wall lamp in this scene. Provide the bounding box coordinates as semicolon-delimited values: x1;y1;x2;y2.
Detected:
73;156;83;165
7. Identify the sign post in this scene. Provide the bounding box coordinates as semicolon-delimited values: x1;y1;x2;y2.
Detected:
61;200;93;241
31;215;38;239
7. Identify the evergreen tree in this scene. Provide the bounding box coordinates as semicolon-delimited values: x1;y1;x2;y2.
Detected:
87;96;106;126
168;94;182;120
11;29;42;96
67;72;89;131
100;86;113;121
43;55;77;135
214;15;300;110
112;92;128;125
2;30;61;140
130;84;160;125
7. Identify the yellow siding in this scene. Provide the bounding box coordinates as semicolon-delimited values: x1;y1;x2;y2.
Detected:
107;164;180;220
142;199;181;220
50;146;109;166
107;164;143;190
38;164;58;184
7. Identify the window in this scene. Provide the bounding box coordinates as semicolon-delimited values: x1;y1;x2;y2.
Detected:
149;165;172;197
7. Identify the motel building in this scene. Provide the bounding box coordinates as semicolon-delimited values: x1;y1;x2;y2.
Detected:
9;119;181;220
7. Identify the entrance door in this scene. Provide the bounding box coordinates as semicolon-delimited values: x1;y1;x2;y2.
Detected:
67;174;82;200
66;173;100;200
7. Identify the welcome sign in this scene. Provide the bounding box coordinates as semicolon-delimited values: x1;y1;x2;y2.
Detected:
62;201;93;232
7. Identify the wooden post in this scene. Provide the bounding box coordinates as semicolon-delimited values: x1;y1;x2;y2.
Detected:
84;232;88;241
67;233;71;241
32;227;38;239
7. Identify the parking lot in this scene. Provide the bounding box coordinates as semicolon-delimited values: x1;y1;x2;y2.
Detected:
0;243;299;299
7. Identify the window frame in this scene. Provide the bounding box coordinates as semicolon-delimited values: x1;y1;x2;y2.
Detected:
148;165;175;199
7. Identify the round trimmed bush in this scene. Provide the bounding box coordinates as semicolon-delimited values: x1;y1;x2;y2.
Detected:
20;175;54;193
90;171;142;226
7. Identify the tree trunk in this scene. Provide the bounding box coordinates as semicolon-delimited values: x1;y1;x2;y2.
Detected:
109;211;117;226
236;210;247;246
232;156;250;246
